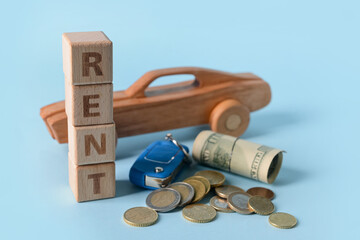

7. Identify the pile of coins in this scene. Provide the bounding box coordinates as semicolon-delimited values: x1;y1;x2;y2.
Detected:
123;170;297;229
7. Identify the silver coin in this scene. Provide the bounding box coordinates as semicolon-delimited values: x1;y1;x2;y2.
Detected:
210;196;234;213
146;188;181;212
167;182;195;207
227;191;253;214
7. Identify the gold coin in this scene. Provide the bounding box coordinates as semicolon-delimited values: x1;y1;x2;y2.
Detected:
123;207;158;227
182;203;217;223
248;196;274;215
227;191;253;214
194;170;225;187
184;176;211;194
210;196;234;213
247;187;275;200
215;185;244;198
167;182;194;207
184;179;206;203
269;212;297;229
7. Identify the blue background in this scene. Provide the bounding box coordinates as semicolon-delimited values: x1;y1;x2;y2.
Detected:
1;0;359;239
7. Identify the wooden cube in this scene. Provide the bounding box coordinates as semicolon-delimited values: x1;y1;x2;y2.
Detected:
65;83;113;126
68;123;116;165
69;158;115;202
63;31;112;85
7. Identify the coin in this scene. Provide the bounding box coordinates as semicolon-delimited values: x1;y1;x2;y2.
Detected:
247;187;275;200
184;179;206;203
210;196;234;213
248;196;274;215
184;176;211;194
227;191;253;214
146;188;181;212
194;170;225;187
167;182;194;207
182;203;217;223
269;212;297;229
215;185;244;198
123;207;158;227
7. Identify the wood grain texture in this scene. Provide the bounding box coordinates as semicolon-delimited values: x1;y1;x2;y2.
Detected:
40;67;271;143
63;31;112;85
69;157;115;202
68;123;116;165
65;83;113;126
209;99;250;137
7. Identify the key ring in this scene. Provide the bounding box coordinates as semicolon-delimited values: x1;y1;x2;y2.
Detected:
165;133;192;164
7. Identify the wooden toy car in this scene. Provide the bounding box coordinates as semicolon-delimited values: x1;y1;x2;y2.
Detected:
40;67;271;143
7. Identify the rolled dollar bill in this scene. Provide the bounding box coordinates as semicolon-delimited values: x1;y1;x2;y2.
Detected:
192;131;283;184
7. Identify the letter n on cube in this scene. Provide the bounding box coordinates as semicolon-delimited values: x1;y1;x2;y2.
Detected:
68;123;116;165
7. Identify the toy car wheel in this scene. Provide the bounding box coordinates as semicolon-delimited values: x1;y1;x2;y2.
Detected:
209;99;250;137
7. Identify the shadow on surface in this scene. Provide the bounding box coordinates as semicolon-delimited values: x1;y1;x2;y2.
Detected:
273;166;307;186
242;110;302;139
115;180;144;197
115;111;304;160
115;125;209;160
113;111;305;197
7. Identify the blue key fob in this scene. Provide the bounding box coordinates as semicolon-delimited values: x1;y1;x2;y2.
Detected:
129;134;190;189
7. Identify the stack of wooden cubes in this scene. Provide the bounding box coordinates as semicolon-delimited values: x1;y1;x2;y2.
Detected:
63;31;116;202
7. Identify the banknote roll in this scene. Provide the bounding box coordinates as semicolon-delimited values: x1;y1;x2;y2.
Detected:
192;131;283;184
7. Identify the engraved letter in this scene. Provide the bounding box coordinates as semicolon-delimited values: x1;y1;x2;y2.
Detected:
88;173;106;194
82;52;103;76
83;95;100;117
85;134;106;156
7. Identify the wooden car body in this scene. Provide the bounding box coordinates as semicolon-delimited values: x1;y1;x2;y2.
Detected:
40;67;271;143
